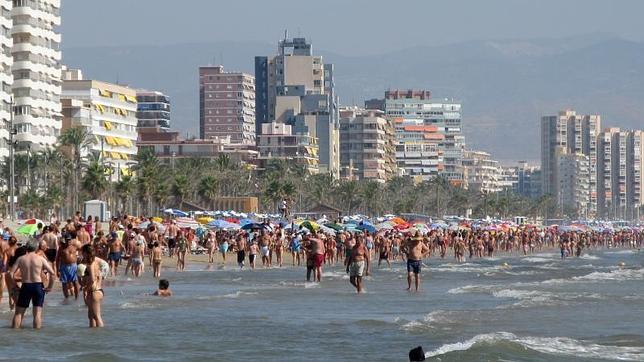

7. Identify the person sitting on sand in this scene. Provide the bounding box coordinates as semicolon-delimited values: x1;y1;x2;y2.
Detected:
153;279;172;297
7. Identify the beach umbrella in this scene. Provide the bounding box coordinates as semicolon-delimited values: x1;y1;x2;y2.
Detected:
208;219;232;229
301;220;320;232
241;222;270;231
151;217;163;223
196;216;214;225
376;222;395;230
17;218;44;236
175;217;200;229
357;221;377;234
239;218;255;227
323;223;344;232
163;208;189;217
319;225;337;235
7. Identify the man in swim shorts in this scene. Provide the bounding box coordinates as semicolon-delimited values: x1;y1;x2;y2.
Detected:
404;232;430;292
57;236;80;299
10;239;55;329
346;235;370;293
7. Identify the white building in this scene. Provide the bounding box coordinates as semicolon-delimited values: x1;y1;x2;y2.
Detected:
384;90;464;186
62;72;138;181
462;150;506;193
11;0;62;152
556;147;591;217
0;1;12;159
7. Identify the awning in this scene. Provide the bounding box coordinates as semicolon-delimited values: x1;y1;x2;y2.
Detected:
121;167;131;177
99;89;112;98
117;94;126;102
125;95;137;103
105;136;117;146
104;121;113;130
110;152;120;159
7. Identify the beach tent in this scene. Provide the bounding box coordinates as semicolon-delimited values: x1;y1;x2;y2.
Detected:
357;221;377;234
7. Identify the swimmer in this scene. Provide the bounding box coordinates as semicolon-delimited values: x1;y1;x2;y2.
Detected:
404;232;430;292
346;235;370;293
153;279;172;297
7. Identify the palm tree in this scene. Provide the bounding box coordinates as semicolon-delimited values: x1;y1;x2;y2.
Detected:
198;176;218;210
115;175;135;215
59;128;95;212
307;173;335;206
360;180;382;216
171;175;190;209
81;155;109;200
153;181;169;211
336;180;360;215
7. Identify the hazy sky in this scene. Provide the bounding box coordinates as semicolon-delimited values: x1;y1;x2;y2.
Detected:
61;0;644;54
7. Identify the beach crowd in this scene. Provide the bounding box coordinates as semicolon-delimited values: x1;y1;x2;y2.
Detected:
1;212;642;330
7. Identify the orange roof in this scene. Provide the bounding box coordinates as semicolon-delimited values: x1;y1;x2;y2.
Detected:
394;117;405;123
403;125;438;132
423;133;444;140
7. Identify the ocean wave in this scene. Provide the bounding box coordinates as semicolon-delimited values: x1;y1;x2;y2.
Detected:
400;310;454;332
522;257;552;263
447;284;491;294
572;268;644;282
424;332;644;361
579;254;600;260
492;288;602;308
221;291;258;299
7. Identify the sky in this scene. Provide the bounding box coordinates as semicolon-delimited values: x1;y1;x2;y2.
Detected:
61;0;644;55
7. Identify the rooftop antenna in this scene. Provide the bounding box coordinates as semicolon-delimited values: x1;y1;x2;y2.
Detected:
115;73;119;85
284;29;288;41
220;51;224;66
211;56;216;66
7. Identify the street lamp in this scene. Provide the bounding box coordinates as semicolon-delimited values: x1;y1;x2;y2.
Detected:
9;96;15;220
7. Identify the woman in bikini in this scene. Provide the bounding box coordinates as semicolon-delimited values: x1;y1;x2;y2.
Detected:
81;244;104;328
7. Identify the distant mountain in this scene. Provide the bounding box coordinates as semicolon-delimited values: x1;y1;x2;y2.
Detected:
62;34;644;162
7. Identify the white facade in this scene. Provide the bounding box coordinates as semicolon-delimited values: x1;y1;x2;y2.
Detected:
62;79;139;181
384;91;464;185
0;1;12;159
462;150;507;193
11;0;62;152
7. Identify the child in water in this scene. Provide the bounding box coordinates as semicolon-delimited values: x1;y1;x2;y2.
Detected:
153;279;172;297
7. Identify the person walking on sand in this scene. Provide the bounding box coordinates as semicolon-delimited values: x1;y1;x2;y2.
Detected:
10;239;55;329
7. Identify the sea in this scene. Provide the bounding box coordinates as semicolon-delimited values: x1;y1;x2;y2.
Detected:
1;248;643;361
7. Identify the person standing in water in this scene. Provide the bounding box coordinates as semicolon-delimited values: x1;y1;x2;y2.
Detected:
404;233;430;292
80;244;104;328
10;239;55;329
151;242;162;278
346;235;370;293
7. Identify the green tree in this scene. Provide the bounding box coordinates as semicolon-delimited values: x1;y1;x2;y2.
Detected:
171;175;190;209
59;128;94;212
198;176;218;209
81;155;109;200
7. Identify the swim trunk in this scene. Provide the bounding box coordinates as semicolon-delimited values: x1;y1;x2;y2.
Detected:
393;246;400;254
220;243;229;253
0;259;6;273
17;282;45;308
261;246;270;257
249;254;256;264
237;251;246;264
379;251;389;260
59;263;78;283
132;258;143;266
407;259;422;274
313;254;324;268
349;261;365;277
109;252;121;262
45;249;57;263
168;239;176;249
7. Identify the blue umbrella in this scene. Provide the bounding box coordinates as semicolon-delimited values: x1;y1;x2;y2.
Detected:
357;221;377;234
239;218;254;227
208;219;236;229
241;223;265;231
164;208;189;217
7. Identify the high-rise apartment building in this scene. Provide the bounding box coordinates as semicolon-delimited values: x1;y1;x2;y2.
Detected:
255;37;340;177
541;110;600;215
256;122;319;175
11;0;62;152
462;150;505;193
62;72;139;181
136;90;170;129
339;107;396;182
514;161;542;199
555;147;591;217
597;128;643;220
0;1;12;159
383;90;464;185
199;65;255;145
